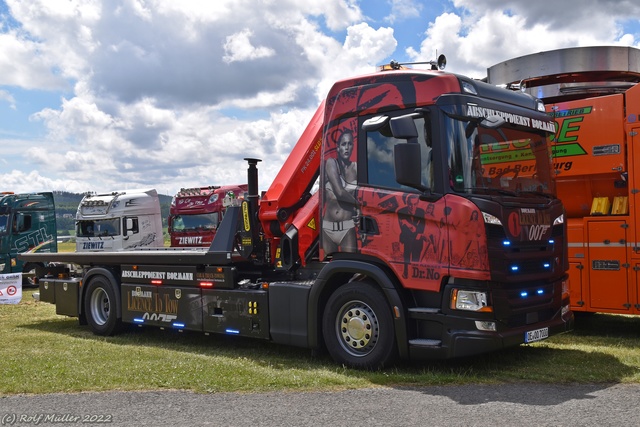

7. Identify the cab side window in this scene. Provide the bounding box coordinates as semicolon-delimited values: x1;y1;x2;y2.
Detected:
363;114;433;191
12;213;32;233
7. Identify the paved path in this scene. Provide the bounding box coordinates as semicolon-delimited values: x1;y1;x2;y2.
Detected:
2;383;639;426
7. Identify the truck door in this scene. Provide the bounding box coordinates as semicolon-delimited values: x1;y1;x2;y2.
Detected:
587;220;629;311
567;220;586;310
632;127;640;313
355;111;448;292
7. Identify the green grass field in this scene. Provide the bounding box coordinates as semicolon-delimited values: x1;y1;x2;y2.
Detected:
1;291;639;395
57;241;76;252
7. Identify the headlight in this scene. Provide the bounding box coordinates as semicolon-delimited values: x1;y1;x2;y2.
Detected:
553;214;564;225
451;289;492;312
461;80;478;95
475;321;496;331
482;212;503;226
0;263;5;271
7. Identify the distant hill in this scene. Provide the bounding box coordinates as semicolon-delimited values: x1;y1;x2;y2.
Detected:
52;191;173;235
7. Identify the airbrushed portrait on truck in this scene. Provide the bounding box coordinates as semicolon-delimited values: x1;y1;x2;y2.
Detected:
21;57;573;369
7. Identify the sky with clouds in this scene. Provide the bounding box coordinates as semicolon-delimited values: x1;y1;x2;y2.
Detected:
1;0;639;196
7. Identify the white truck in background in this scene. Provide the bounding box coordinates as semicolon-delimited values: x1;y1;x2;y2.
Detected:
75;189;164;251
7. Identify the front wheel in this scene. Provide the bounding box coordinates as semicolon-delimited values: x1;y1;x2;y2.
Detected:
84;276;123;336
322;281;397;369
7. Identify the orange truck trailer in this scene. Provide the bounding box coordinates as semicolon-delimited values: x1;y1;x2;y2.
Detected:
488;46;640;315
21;58;572;369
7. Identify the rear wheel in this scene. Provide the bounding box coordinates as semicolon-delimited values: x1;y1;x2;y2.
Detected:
84;276;123;336
322;281;396;369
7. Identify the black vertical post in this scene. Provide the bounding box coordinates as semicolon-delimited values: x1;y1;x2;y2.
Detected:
244;158;261;214
237;158;262;260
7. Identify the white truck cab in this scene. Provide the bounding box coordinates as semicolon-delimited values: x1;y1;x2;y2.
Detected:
76;189;163;251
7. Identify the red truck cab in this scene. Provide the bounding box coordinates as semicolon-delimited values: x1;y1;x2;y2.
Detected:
168;185;247;247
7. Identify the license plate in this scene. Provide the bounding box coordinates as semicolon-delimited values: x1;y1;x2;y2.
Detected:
525;327;549;343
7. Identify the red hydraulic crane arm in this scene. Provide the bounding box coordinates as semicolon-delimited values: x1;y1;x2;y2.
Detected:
259;100;325;238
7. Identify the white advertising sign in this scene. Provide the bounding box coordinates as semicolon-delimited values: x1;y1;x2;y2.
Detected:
0;273;22;304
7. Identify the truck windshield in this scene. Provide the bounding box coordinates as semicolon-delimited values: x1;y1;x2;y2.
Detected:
172;213;219;231
444;112;555;197
0;214;8;234
76;218;121;237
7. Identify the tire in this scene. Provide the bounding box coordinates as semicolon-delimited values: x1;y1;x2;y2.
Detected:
322;281;397;369
84;276;123;336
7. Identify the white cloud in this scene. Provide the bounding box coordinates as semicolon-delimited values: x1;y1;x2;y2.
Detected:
222;29;276;64
275;0;363;31
0;0;399;195
2;0;637;198
5;0;100;83
385;0;422;24
0;31;68;90
408;1;640;78
453;0;640;31
312;23;397;101
0;90;16;109
0;169;88;193
344;23;397;63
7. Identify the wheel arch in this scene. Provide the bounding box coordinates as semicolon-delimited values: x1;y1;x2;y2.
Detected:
21;261;45;272
308;258;409;360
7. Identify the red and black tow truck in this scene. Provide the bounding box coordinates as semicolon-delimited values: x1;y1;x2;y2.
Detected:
21;58;573;368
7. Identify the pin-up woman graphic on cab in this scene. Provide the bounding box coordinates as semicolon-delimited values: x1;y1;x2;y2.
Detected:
322;129;358;255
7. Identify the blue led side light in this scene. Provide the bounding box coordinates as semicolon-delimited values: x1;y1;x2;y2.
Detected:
225;329;240;335
511;266;519;272
537;289;544;295
520;291;528;297
503;240;511;246
133;318;144;323
549;239;555;244
173;322;185;329
543;263;550;268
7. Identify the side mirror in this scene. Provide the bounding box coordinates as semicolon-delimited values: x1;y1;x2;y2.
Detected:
362;115;390;132
124;218;135;237
389;114;428;191
394;143;427;191
389;115;419;144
